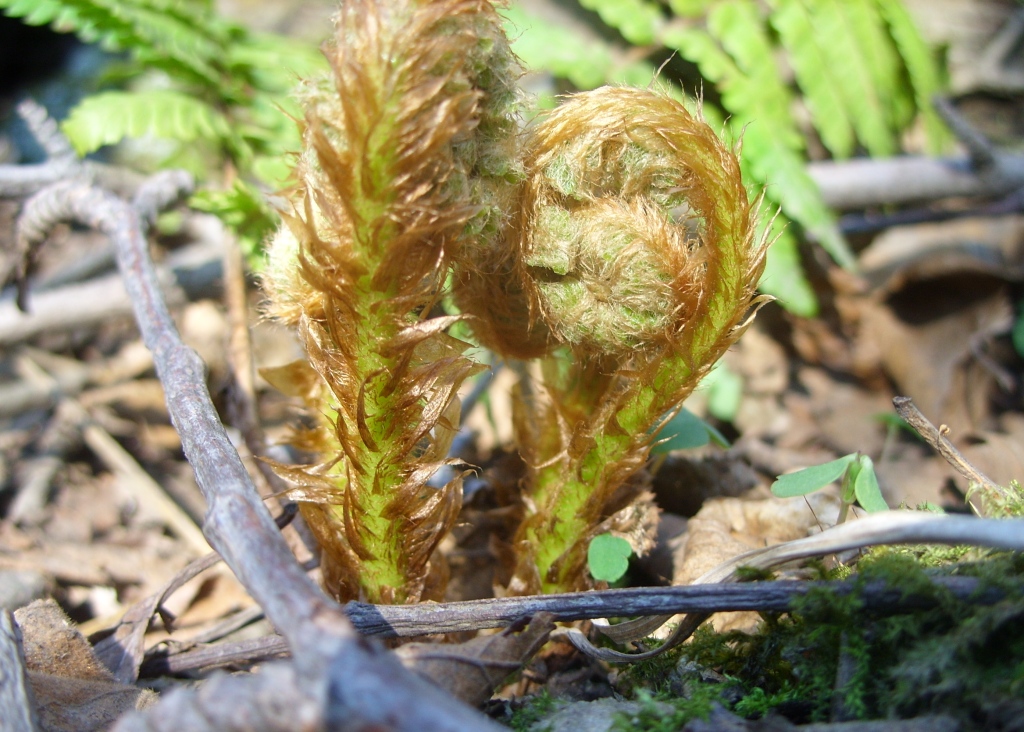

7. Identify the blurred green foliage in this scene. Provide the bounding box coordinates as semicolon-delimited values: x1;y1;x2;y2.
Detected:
1;0;325;264
2;0;950;293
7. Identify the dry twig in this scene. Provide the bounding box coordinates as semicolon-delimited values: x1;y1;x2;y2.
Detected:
893;396;1004;496
140;571;1010;676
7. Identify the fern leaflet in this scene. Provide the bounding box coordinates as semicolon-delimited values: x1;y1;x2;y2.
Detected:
706;0;796;139
805;0;897;157
844;0;916;133
60;90;234;156
875;0;952;153
768;0;856;158
577;0;664;46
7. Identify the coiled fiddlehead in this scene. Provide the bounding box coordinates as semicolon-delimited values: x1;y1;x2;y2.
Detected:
488;87;770;594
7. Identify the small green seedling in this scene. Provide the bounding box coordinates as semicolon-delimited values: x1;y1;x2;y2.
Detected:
588;533;633;583
651;408;730;454
771;453;889;522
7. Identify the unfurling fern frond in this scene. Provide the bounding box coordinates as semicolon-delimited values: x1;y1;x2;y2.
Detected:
263;0;523;604
469;87;769;594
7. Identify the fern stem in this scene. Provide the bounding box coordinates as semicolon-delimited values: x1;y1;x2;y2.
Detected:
501;87;767;595
264;0;522;604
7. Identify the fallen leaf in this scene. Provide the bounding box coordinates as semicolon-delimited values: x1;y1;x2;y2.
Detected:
666;493;841;632
14;600;157;732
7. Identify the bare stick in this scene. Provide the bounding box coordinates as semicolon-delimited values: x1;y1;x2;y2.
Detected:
0;240;222;346
893;396;1003;494
17;179;502;731
0;611;41;732
807;153;1024;210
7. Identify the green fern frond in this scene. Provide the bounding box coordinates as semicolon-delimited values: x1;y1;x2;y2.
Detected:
60;89;234;156
706;0;796;138
875;0;952;153
501;4;657;92
843;0;916;132
0;0;231;92
767;0;856;158
742;121;855;269
805;0;898;157
577;0;664;46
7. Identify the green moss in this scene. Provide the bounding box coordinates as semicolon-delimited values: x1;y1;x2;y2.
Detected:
615;552;1024;728
612;688;720;732
508;690;557;732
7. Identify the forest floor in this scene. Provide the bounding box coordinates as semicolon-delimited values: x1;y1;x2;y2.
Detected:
2;1;1024;731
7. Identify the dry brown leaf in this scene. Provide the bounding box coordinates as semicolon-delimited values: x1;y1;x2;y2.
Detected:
728;325;791;441
28;674;156;732
16;600;116;681
873;445;954;509
395;612;555;707
14;600;156;732
855;293;1008;435
850;215;1020;437
666;493;840;631
798;367;894;458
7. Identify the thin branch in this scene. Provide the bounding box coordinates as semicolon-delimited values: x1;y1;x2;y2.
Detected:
893;396;1003;494
16;100;75;162
807;153;1024;211
0;240;222;346
0;101;143;200
0;611;41;732
142;572;1009;676
16;178;502;732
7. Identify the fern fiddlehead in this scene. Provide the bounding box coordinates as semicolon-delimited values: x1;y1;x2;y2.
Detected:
263;0;522;603
486;87;769;594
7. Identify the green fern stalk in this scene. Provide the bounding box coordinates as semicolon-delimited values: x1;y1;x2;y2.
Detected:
474;87;768;594
263;0;521;604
